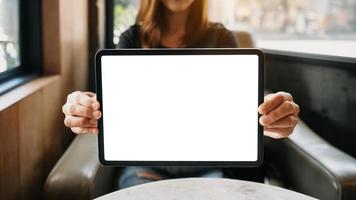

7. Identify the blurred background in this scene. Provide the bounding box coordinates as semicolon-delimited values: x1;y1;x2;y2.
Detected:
0;0;356;200
1;0;356;75
111;0;356;56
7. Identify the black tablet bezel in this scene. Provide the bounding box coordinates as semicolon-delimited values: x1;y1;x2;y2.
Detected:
95;48;264;167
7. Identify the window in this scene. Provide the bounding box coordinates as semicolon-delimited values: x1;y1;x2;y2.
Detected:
105;0;139;48
208;0;356;58
0;0;42;95
112;0;138;45
209;0;356;40
109;0;356;58
0;0;20;73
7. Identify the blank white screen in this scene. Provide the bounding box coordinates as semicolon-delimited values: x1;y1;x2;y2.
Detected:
101;55;259;162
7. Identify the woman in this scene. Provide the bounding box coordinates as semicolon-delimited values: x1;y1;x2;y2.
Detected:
62;0;300;189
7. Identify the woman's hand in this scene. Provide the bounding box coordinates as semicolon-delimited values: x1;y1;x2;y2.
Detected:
258;92;300;139
62;91;102;134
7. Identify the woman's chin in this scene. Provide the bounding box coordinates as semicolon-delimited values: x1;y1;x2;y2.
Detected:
161;0;195;13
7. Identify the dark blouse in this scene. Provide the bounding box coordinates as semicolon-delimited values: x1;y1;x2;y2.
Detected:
118;23;239;48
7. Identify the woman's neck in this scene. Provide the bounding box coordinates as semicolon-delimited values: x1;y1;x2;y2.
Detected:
163;8;189;37
161;8;190;48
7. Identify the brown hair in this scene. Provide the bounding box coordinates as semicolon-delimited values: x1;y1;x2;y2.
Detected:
136;0;209;48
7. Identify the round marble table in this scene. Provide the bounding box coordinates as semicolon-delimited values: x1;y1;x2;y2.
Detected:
95;178;317;200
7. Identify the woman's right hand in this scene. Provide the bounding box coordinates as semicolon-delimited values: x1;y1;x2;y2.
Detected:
62;91;102;134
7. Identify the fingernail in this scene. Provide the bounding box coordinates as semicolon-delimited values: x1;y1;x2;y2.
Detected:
259;117;264;126
92;102;100;110
259;116;268;126
258;105;266;115
92;111;101;119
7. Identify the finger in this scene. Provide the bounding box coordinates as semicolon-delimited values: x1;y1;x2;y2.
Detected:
259;101;299;126
264;127;294;139
71;127;99;135
86;93;100;110
92;110;102;119
265;115;299;128
62;103;94;118
67;91;93;107
258;92;293;115
64;116;98;128
91;101;101;110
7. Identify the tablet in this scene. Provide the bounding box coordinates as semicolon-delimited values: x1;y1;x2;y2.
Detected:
95;49;264;167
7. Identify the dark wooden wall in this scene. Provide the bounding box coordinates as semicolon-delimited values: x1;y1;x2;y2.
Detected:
0;0;89;199
265;51;356;157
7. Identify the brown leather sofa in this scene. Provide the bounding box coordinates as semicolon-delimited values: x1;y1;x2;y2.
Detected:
43;32;356;200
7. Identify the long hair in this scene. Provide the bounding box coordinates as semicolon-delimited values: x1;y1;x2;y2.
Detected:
136;0;209;48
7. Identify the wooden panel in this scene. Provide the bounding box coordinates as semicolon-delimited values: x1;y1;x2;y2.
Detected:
18;92;45;200
0;106;20;200
0;0;90;198
72;0;89;90
42;0;61;75
0;76;61;111
0;77;66;200
88;0;105;91
58;0;75;94
43;0;89;93
42;79;66;174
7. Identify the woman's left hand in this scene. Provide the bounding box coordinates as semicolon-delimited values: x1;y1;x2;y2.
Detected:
258;92;300;139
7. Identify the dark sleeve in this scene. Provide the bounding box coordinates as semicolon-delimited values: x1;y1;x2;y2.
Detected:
118;32;134;48
117;25;141;48
217;29;239;48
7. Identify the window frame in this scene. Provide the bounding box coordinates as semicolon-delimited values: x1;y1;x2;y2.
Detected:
105;0;115;49
0;0;42;95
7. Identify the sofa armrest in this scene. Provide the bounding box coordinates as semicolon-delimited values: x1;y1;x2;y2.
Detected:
44;135;116;200
266;120;356;200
